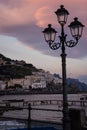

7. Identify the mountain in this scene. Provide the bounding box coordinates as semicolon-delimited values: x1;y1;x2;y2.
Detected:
0;53;38;80
67;78;87;91
53;73;62;79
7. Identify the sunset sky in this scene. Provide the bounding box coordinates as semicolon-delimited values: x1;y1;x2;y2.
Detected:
0;0;87;84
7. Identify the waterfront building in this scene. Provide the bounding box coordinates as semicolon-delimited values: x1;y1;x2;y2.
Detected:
0;68;62;90
32;78;46;89
0;81;6;90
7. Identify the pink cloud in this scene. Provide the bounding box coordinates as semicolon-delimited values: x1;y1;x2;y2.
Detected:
35;6;57;27
0;0;37;28
0;0;86;28
0;0;86;59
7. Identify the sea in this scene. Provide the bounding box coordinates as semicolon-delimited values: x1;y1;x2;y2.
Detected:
0;93;87;130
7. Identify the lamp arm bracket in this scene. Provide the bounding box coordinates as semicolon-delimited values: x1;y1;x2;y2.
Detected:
65;40;78;47
49;42;61;50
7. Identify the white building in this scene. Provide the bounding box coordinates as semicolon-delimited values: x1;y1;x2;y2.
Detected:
53;77;62;84
23;77;31;89
4;69;62;90
31;72;46;89
32;80;46;89
0;81;6;90
33;70;54;83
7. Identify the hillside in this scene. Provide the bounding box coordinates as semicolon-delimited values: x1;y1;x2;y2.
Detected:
0;54;38;80
0;53;87;92
0;54;11;61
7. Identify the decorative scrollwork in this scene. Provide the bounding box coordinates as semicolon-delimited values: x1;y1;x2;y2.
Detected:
49;42;60;50
65;40;78;47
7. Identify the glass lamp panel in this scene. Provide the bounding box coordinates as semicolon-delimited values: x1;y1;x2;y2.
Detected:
43;24;57;43
51;32;56;42
58;13;68;25
70;27;74;37
64;14;68;24
70;25;83;39
78;26;83;37
44;31;56;42
69;17;84;40
74;27;79;37
44;32;51;42
55;5;69;25
70;26;78;38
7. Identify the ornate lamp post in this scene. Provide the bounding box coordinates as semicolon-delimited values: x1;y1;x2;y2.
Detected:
43;5;84;130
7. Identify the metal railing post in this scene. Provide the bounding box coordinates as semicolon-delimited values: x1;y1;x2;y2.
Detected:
28;103;31;130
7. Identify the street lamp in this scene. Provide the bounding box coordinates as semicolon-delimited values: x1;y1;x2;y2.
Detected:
43;5;84;130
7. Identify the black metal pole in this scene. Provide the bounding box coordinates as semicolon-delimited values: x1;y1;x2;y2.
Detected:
28;103;31;130
60;25;70;130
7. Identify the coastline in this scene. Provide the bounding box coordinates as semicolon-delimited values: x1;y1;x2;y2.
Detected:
0;90;87;96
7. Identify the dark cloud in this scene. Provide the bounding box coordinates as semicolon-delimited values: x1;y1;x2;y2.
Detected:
0;22;87;59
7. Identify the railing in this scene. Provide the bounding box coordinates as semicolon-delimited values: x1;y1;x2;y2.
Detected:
27;103;63;130
23;100;87;108
0;104;63;129
1;99;87;107
0;99;87;130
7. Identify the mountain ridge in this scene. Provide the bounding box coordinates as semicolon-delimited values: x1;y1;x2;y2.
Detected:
67;78;87;91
